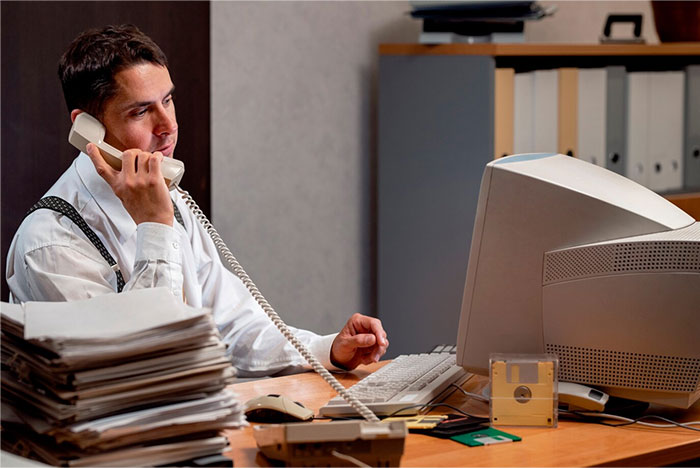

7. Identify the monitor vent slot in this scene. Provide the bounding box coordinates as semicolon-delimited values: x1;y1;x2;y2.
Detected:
544;241;700;284
546;344;700;392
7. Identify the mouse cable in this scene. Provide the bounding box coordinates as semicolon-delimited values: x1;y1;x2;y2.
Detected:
561;410;700;432
177;186;379;423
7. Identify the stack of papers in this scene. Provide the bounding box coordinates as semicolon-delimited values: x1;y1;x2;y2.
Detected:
1;288;243;467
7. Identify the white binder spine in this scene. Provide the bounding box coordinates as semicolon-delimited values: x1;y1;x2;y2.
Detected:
686;65;700;191
648;71;684;192
626;72;651;187
577;69;607;167
514;72;534;154
533;69;558;154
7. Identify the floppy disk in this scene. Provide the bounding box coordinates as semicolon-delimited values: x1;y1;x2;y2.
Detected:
451;427;522;447
490;354;558;427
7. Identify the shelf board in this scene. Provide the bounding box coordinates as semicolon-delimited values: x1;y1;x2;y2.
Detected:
380;43;700;57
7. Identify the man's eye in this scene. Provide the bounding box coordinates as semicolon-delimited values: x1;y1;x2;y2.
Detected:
133;109;147;117
164;95;174;106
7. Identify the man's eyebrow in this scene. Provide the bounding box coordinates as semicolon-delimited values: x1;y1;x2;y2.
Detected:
122;86;176;111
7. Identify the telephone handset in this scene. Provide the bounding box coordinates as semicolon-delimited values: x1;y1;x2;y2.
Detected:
68;112;185;190
68;111;380;423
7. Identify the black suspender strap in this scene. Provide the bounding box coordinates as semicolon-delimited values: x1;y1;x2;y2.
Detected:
26;196;126;293
173;202;185;228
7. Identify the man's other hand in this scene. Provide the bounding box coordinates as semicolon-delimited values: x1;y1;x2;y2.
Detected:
86;143;173;226
330;314;389;370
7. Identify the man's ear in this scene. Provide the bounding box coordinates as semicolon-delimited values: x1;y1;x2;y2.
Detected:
70;109;83;123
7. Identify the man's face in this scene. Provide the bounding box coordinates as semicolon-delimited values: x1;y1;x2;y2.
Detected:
100;63;178;157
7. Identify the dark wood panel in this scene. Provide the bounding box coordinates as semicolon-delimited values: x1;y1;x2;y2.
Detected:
1;1;211;301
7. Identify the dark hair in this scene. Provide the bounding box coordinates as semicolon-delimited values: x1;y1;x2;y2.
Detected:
58;24;168;117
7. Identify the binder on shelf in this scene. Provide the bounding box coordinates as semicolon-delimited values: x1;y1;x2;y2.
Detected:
626;71;685;192
557;68;578;157
648;71;684;192
577;68;607;167
626;71;650;187
685;65;700;191
494;68;515;159
514;71;534;154
606;66;627;176
533;69;558;154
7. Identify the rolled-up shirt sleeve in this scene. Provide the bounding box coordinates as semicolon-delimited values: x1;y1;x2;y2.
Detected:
129;222;184;298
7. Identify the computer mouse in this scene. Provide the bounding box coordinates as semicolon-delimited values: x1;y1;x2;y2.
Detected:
244;394;314;423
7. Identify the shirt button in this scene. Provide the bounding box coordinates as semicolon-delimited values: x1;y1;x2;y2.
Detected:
172;242;179;250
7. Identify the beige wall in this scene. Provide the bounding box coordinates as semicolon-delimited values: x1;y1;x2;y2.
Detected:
211;2;418;333
210;1;659;334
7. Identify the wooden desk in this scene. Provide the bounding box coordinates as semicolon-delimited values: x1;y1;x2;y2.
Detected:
225;363;700;467
666;192;700;221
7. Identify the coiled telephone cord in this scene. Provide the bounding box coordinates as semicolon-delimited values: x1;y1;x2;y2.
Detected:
176;186;380;423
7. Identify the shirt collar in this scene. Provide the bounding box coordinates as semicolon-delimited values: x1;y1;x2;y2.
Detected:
75;152;137;243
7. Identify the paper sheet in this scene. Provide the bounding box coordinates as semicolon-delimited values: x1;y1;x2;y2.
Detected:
23;288;206;340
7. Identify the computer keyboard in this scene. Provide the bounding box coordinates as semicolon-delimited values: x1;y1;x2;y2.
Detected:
319;349;471;418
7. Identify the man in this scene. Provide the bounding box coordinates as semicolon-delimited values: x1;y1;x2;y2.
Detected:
6;24;388;376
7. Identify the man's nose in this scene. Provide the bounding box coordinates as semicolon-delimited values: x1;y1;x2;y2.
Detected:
154;106;177;135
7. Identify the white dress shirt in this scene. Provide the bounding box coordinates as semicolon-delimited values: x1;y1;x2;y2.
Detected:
6;153;337;376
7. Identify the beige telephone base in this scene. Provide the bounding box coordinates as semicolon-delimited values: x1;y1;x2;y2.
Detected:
69;112;185;189
253;420;407;467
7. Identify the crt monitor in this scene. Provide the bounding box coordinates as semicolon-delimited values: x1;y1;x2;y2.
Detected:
456;153;700;408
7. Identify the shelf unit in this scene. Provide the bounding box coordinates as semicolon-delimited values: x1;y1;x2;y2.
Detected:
378;44;700;357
